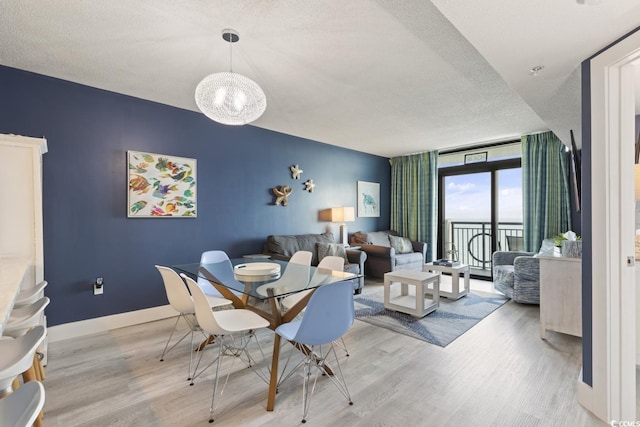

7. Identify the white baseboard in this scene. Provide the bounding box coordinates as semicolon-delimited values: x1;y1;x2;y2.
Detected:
47;305;175;343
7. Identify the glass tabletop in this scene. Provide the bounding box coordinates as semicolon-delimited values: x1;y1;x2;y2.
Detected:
173;258;359;301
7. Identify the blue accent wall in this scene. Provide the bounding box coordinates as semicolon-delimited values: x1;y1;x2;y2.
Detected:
0;65;390;326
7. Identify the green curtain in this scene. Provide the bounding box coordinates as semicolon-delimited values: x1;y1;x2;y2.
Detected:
390;151;438;261
522;131;572;252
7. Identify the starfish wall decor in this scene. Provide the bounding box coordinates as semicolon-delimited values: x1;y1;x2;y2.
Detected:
290;164;303;179
304;179;316;192
272;185;292;206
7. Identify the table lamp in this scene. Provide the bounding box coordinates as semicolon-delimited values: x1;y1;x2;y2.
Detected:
329;207;355;246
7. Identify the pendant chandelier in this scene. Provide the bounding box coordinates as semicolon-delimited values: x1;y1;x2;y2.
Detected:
195;29;266;126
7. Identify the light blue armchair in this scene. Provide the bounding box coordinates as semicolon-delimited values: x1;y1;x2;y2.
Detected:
491;238;555;304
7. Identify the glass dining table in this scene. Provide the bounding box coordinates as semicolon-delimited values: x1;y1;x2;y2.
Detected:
173;257;361;411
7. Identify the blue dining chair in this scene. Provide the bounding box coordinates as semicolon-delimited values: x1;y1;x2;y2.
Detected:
275;280;354;423
280;256;350;357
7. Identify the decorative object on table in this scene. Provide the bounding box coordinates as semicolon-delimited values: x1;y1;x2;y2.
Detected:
357;181;380;217
233;262;281;281
354;289;508;347
304;179;315;192
561;240;582;258
328;207;355;245
127;151;196;218
272;185;292;206
194;29;266;126
444;242;459;261
290;164;303;179
432;259;461;267
554;231;582;258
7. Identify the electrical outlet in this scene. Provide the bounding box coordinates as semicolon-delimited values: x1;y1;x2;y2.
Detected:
94;277;104;295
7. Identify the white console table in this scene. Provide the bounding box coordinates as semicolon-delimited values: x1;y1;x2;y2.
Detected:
539;255;582;339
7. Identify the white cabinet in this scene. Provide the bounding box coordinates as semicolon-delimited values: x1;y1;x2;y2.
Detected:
0;134;47;288
0;134;47;360
539;255;582;339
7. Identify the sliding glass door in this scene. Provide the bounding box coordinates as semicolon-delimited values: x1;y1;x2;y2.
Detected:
438;158;522;278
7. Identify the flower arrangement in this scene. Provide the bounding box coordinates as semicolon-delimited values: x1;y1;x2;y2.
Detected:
554;231;582;258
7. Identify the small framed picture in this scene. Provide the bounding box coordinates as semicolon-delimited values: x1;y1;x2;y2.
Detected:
127;150;197;218
464;152;488;164
357;181;380;217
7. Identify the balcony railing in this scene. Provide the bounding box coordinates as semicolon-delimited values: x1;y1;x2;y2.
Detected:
444;220;523;274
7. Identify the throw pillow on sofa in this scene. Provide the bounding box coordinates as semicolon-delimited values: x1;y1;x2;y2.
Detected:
389;235;413;254
316;242;350;264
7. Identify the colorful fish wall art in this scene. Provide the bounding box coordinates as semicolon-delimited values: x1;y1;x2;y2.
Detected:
127;151;197;217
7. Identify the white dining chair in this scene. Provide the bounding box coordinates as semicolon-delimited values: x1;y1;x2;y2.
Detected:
280;255;345;310
0;380;45;427
256;251;312;298
199;250;243;299
14;281;48;308
3;297;50;339
0;326;46;398
182;274;270;423
155;265;231;381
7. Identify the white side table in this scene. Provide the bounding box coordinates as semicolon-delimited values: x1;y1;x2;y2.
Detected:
423;262;470;300
384;270;439;318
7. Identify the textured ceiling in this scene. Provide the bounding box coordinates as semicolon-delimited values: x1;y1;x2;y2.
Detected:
1;1;639;157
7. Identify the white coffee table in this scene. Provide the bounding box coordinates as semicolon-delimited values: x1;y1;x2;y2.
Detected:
423;262;470;300
384;270;440;318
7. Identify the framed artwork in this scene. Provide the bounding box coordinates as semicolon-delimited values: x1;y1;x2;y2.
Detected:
127;150;197;217
357;181;380;217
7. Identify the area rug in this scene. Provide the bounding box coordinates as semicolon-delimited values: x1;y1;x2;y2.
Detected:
354;290;508;347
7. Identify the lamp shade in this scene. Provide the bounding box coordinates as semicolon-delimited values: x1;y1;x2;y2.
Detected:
329;207;355;223
195;71;266;126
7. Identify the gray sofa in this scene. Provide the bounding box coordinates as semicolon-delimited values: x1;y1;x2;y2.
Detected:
491;238;555;304
261;232;366;294
350;230;426;278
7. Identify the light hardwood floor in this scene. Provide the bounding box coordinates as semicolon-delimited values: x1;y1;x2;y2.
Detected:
41;278;608;427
